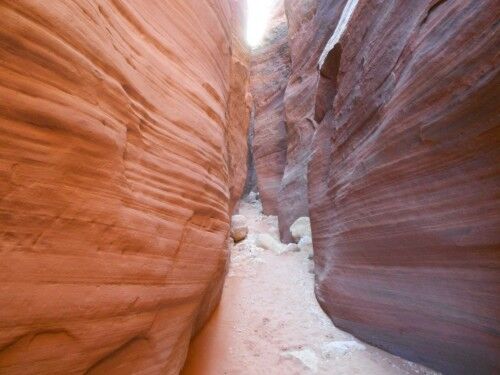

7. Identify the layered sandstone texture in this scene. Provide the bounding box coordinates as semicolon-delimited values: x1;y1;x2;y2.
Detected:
227;0;252;211
250;0;291;215
308;1;500;374
0;1;249;374
277;0;348;242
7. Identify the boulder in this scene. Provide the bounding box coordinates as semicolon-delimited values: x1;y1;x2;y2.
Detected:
256;233;287;254
290;216;311;242
308;262;315;274
231;215;248;242
285;243;300;253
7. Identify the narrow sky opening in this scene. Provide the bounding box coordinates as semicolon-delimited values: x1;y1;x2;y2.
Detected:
246;0;275;48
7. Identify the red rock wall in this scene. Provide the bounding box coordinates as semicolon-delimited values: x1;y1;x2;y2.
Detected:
227;0;252;212
0;1;249;374
250;0;347;241
250;0;291;215
278;0;347;242
308;0;500;374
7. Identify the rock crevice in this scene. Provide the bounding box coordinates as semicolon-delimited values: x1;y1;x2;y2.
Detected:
1;1;499;374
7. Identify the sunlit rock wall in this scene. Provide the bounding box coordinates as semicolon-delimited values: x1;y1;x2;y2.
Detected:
0;0;249;374
308;0;500;374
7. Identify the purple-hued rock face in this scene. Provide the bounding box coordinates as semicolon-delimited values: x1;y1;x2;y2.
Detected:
308;0;500;374
278;0;348;242
251;0;348;242
251;0;500;373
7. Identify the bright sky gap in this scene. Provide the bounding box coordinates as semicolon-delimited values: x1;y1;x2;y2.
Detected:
246;0;275;47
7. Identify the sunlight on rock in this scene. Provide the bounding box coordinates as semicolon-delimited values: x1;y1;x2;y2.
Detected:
246;0;276;47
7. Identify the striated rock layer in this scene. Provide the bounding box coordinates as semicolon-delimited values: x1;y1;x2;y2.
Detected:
278;0;347;242
227;0;252;212
0;0;249;374
250;0;291;215
308;0;500;374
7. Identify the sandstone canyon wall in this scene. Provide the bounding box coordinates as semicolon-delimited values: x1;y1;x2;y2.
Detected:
227;1;252;212
308;0;500;374
277;0;348;241
250;0;291;215
0;1;249;374
249;0;499;372
250;0;349;242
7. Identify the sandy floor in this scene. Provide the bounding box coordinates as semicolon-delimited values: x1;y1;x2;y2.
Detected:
182;196;439;375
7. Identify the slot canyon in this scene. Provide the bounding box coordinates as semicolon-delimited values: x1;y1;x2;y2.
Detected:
0;0;498;374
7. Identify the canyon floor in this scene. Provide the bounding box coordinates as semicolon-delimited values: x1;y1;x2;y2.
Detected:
182;196;440;375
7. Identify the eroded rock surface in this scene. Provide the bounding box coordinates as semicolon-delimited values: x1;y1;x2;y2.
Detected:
0;1;249;374
308;1;500;374
227;3;252;210
250;0;291;215
230;215;248;242
277;0;348;242
250;0;348;242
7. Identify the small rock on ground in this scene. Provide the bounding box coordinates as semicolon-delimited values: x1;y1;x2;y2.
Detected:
290;216;311;242
231;214;248;242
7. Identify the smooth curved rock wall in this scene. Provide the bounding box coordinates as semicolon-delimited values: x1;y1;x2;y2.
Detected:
308;1;500;374
278;0;347;242
227;0;252;211
0;0;249;374
250;0;291;215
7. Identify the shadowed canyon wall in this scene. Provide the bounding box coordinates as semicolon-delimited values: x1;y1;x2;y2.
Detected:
308;0;500;374
227;1;252;212
250;0;500;373
250;0;291;215
0;0;249;374
277;0;347;241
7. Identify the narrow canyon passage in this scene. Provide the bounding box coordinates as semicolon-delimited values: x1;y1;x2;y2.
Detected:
181;195;438;375
0;0;498;374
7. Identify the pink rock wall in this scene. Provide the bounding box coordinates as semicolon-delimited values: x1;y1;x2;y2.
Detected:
227;0;252;212
308;0;500;373
250;0;347;242
250;0;291;215
0;0;249;373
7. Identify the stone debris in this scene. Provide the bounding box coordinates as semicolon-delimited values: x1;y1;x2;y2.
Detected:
256;233;287;254
183;198;441;375
281;348;319;373
290;216;312;242
285;243;300;252
321;340;366;358
231;214;249;242
298;235;314;256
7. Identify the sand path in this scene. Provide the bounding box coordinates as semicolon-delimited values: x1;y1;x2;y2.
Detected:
182;196;438;375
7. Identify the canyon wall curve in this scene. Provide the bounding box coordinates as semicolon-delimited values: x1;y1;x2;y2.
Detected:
277;0;348;242
0;0;499;374
250;0;291;216
307;0;500;374
0;0;249;374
